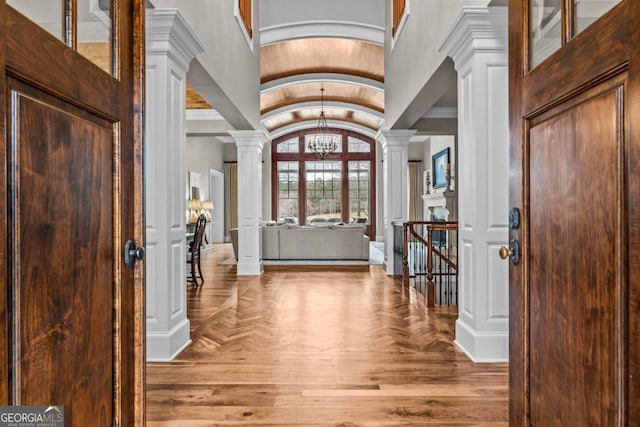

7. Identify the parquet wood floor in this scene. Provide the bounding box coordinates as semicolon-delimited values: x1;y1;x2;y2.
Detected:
146;244;508;426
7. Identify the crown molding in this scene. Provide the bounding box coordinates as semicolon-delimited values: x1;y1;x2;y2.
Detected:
260;20;384;46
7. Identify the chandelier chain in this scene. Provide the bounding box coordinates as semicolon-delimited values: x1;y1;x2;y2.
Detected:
308;84;337;159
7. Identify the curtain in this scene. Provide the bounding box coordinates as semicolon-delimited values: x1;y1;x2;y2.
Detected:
227;163;238;230
224;163;238;234
408;162;421;221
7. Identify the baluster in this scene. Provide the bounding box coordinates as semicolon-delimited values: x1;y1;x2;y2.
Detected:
402;223;409;288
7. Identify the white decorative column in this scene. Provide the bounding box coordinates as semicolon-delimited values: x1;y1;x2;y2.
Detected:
145;9;205;361
440;6;509;362
378;130;415;275
230;131;268;275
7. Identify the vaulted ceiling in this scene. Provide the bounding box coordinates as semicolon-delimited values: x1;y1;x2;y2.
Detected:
260;38;384;136
258;0;386;138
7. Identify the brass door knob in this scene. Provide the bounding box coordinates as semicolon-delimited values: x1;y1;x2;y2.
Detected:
499;246;513;260
499;240;520;265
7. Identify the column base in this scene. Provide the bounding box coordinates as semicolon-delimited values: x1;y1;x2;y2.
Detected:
146;317;191;362
454;318;508;363
237;260;264;275
383;260;394;276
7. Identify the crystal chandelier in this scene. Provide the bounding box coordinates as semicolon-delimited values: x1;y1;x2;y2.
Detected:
307;85;337;159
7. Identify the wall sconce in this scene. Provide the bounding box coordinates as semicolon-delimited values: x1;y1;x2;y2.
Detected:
188;199;201;223
200;200;213;222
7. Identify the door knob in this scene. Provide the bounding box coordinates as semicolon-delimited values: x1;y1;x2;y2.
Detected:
124;240;145;268
498;246;513;259
499;239;520;265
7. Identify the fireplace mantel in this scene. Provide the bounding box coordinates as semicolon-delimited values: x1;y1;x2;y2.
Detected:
422;189;456;220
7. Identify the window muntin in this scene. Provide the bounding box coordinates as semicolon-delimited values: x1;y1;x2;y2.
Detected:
306;162;342;223
348;136;371;153
276;137;299;153
277;162;299;223
349;161;370;224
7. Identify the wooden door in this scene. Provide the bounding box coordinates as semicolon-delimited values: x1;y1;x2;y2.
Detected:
0;2;145;426
509;1;639;425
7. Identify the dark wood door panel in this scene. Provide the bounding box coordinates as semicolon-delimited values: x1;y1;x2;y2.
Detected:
9;82;116;425
510;0;638;425
6;7;119;120
1;1;144;425
527;80;624;426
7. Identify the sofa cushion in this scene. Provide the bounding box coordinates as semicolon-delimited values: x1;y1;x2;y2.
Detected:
278;227;368;260
262;227;280;259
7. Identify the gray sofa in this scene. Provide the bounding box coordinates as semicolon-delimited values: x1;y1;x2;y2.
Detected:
231;225;370;261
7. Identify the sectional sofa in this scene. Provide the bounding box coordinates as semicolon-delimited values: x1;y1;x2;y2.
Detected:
230;224;370;261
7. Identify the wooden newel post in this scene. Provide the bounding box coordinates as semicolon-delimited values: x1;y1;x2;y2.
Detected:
402;223;410;287
426;226;435;307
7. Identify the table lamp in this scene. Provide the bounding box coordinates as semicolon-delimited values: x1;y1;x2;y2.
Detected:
188;199;201;223
201;200;213;222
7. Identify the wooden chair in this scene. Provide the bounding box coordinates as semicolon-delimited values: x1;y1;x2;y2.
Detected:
187;214;207;286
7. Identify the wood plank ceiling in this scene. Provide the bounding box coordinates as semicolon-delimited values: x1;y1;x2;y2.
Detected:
260;37;385;134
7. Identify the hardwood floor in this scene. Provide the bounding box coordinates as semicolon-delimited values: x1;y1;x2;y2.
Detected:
146;244;508;426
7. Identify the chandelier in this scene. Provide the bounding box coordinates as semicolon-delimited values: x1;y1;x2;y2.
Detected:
307;85;337;159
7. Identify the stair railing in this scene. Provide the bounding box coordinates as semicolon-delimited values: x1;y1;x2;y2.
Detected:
402;221;458;307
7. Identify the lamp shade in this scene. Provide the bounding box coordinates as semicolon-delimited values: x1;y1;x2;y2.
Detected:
188;199;201;210
201;200;213;210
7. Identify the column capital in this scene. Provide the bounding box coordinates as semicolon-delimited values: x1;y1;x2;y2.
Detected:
377;129;416;150
146;9;205;71
229;131;269;151
438;6;507;70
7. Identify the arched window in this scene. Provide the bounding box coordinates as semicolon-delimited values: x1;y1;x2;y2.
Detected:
271;128;376;239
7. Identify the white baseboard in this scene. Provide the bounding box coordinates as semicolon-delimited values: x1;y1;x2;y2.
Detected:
146;317;191;362
454;319;508;363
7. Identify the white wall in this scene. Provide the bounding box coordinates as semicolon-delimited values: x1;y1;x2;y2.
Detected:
375;141;384;241
427;135;456;191
425;135;456;219
187;136;225;245
151;0;261;129
262;142;272;221
408;142;424;161
224;143;238;162
384;0;488;129
186;136;225;201
260;0;384;30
